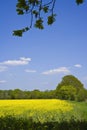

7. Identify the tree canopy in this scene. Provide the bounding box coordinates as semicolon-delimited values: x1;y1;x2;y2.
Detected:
56;85;77;100
56;75;84;90
56;75;87;101
13;0;84;36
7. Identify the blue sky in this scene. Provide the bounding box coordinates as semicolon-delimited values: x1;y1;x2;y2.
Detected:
0;0;87;90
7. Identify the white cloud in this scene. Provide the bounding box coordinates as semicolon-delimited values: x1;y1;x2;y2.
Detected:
25;69;36;73
42;67;70;75
74;64;82;68
0;80;7;84
0;57;31;66
0;66;8;72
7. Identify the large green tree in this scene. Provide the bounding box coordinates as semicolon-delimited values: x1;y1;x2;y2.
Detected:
13;0;84;36
56;75;87;101
56;75;84;90
56;85;77;100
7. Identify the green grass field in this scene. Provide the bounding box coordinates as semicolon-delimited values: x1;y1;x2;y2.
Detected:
70;101;87;120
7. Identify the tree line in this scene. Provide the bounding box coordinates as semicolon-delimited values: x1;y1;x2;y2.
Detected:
0;75;87;101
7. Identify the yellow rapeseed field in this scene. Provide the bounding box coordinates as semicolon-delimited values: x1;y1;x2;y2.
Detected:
0;99;74;122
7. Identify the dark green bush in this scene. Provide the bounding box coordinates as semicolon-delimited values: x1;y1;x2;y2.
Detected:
0;116;87;130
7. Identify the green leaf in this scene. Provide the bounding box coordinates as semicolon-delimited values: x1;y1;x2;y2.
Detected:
13;27;29;37
16;9;24;15
76;0;84;5
13;30;23;37
16;0;26;8
47;14;56;25
25;27;29;31
43;6;49;13
28;0;35;4
33;10;39;18
24;5;29;11
35;19;44;29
